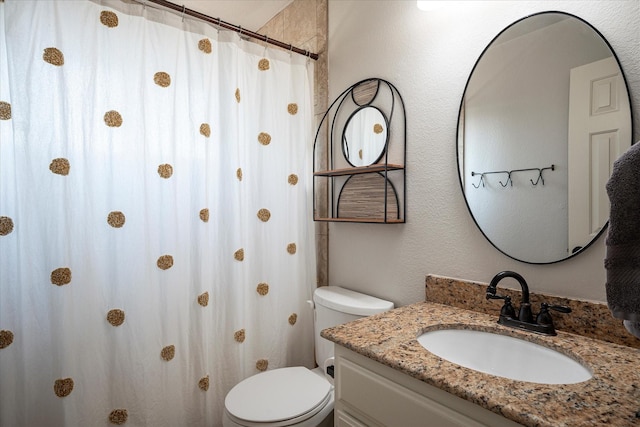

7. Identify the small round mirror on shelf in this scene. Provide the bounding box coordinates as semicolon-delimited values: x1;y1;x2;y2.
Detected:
342;106;389;167
457;11;632;264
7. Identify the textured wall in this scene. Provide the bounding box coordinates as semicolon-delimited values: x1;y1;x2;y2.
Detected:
259;0;330;286
328;0;640;307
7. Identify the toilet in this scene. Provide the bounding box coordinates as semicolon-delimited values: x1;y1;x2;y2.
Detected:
223;286;394;427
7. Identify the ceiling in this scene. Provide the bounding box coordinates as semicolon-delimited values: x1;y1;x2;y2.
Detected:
180;0;293;31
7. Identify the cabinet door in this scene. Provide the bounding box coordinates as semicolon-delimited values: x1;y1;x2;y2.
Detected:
335;346;522;427
338;357;487;427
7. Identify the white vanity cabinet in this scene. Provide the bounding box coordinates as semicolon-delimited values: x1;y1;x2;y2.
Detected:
334;345;522;427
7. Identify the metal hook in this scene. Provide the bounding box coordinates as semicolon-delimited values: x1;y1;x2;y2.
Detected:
530;164;555;185
471;172;485;188
498;171;512;187
530;169;544;186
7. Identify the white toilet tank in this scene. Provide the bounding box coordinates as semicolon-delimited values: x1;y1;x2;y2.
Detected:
313;286;394;368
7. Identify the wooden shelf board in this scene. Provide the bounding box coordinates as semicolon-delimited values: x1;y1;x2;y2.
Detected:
314;164;404;177
314;217;405;224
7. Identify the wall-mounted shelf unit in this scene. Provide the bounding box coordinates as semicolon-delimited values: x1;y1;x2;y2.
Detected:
313;78;406;223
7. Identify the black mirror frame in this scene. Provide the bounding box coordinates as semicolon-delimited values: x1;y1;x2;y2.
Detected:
341;105;390;167
456;10;634;265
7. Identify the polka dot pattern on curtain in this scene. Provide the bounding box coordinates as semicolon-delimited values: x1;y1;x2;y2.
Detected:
153;71;171;87
197;292;209;306
156;255;174;270
54;378;74;397
257;132;271;146
199;123;211;137
0;216;13;236
104;110;123;127
161;345;175;361
0;3;313;423
49;158;70;176
107;211;125;228
258;58;270;71
198;39;212;54
0;330;14;349
0;101;11;120
43;47;64;66
198;375;210;391
51;268;72;286
109;409;128;425
107;309;125;326
100;11;119;27
256;283;269;295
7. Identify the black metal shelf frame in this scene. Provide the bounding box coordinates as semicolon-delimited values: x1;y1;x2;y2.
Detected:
312;78;406;223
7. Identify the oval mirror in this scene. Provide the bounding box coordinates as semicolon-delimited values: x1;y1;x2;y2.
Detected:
342;106;389;167
457;11;633;264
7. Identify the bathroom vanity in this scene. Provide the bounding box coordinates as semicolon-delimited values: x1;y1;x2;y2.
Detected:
322;276;640;426
334;345;520;426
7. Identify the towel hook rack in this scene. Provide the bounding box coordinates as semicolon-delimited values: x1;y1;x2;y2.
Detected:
471;164;555;188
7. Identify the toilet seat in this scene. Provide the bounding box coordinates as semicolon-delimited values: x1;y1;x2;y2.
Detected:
225;367;333;426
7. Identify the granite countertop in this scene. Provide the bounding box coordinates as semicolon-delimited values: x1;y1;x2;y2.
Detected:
321;301;640;427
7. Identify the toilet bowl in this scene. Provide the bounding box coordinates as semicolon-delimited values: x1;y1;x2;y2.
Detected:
223;367;334;427
222;286;394;427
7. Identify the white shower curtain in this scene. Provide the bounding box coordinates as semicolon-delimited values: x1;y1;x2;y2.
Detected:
0;1;316;426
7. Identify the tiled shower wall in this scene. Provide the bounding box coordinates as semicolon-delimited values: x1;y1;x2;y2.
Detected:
259;0;329;287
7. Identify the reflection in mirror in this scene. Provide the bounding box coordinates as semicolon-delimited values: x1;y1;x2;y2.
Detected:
457;12;632;264
342;106;389;167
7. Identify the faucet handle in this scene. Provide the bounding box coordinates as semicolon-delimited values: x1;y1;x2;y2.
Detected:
546;304;571;314
499;296;516;318
487;294;517;319
536;303;571;326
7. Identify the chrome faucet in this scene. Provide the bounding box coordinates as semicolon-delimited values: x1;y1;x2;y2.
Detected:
486;271;570;336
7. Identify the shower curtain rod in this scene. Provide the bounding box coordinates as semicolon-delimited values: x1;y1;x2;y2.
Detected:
136;0;319;60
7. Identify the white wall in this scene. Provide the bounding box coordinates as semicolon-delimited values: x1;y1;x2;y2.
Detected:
327;0;640;306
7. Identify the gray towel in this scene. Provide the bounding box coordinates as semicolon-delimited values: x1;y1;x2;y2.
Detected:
605;142;640;337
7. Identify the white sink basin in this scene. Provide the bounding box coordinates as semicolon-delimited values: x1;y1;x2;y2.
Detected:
417;328;592;384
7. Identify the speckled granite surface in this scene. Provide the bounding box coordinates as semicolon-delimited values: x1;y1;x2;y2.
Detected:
321;275;640;427
425;274;640;349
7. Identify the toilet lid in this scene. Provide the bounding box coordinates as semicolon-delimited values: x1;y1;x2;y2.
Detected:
225;367;332;423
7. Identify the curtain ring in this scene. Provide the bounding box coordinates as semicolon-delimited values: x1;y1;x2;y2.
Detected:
181;5;186;22
217;17;221;33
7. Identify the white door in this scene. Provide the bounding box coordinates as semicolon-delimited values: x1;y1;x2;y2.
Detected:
567;56;631;253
